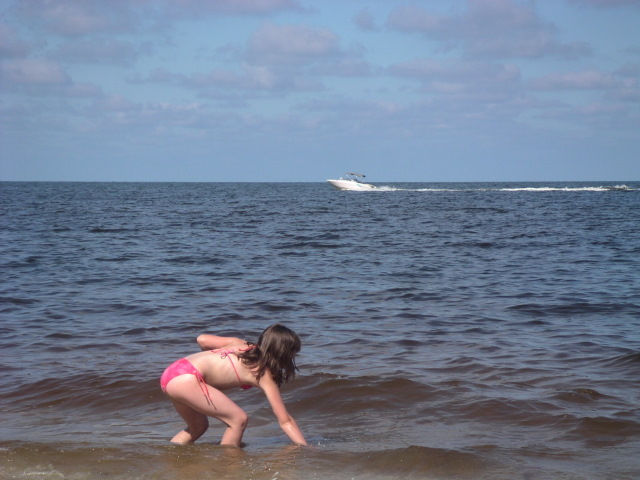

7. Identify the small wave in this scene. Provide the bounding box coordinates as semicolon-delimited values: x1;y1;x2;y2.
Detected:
2;256;42;268
248;300;297;312
275;241;344;250
449;397;538;423
0;296;39;305
295;374;438;415
0;375;161;411
95;254;142;262
552;388;608;405
507;301;639;315
88;227;134;233
461;207;509;213
287;233;342;241
45;332;77;340
566;416;640;446
164;256;227;265
121;326;162;336
602;351;640;368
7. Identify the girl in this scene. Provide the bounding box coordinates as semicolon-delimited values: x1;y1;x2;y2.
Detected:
160;324;307;447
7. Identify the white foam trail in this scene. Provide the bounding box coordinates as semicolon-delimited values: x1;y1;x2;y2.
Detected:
370;184;636;192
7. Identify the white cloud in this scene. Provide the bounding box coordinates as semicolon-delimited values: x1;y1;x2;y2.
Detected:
92;94;137;112
567;0;640;7
247;23;339;65
0;58;70;85
65;82;104;98
354;8;378;31
49;39;142;66
0;56;106;99
530;70;618;90
387;0;591;59
137;21;367;95
16;0;139;36
310;58;373;77
389;59;522;95
0;23;30;58
387;5;443;33
165;0;305;16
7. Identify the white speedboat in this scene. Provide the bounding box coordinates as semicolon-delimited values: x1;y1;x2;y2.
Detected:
327;173;377;191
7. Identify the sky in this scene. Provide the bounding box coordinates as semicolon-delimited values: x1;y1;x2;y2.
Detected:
1;0;639;182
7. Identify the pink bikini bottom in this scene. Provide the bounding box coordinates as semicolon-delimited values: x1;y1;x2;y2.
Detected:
160;358;201;391
160;358;215;407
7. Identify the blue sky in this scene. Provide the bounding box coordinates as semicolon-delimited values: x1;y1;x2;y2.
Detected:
1;0;639;182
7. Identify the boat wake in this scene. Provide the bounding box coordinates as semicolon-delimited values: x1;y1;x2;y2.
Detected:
365;184;637;193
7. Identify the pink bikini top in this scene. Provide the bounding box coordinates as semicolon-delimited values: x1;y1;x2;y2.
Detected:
211;346;254;390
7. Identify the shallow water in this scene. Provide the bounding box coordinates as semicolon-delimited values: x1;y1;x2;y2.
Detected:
1;181;639;479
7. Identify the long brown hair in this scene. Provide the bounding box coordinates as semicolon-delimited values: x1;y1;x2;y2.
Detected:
238;324;301;387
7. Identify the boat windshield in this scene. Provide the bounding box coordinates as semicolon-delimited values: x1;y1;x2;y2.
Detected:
345;172;366;182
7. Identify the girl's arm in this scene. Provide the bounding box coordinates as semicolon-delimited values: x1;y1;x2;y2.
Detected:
196;334;245;351
260;373;307;446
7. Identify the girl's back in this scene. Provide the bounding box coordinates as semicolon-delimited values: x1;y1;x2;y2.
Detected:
187;348;257;391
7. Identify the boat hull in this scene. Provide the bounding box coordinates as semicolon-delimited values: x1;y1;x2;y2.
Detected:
326;179;377;191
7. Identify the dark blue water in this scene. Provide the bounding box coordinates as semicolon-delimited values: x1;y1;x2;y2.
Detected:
1;181;639;480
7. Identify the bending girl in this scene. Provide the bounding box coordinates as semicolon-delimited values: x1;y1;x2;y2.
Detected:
160;323;307;447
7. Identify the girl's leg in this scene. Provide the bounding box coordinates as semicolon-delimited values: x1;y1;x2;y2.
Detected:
169;399;209;444
165;375;249;447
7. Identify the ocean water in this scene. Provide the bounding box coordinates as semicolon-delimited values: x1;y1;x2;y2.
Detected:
0;181;639;480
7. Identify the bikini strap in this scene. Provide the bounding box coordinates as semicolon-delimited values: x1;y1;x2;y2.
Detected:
194;370;216;409
211;346;255;389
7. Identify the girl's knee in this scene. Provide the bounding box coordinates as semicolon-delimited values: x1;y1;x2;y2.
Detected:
229;410;249;431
